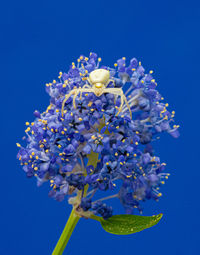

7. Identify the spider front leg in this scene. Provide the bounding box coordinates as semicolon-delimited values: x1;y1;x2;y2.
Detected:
61;89;77;117
123;94;132;119
80;84;92;100
103;88;132;119
72;89;81;109
105;79;117;104
115;89;124;115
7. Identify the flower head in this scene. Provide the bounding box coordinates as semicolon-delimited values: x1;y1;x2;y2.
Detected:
17;53;179;219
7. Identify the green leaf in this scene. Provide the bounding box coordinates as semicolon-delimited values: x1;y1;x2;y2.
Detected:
91;213;163;235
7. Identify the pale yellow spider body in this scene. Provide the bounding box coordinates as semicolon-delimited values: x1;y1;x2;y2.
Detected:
61;69;132;118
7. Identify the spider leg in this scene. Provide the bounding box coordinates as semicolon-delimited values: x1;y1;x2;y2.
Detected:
103;88;132;119
77;88;95;102
123;94;132;119
61;89;76;117
80;84;92;100
105;79;115;88
105;79;118;104
62;88;95;117
83;84;92;89
116;89;124;115
79;88;94;93
105;79;117;103
73;89;81;109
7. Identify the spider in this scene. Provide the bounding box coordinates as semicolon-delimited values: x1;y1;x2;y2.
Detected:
61;69;132;119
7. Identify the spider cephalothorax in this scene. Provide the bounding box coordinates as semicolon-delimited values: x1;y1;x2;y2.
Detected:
61;69;132;118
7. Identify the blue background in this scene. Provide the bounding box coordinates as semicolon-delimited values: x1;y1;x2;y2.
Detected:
1;0;200;254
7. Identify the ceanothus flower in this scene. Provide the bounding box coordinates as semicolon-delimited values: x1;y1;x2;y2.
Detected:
17;53;179;222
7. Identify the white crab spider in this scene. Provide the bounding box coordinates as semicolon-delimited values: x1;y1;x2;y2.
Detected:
61;69;132;119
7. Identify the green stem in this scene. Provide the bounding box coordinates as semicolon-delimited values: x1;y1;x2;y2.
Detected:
52;151;100;254
89;214;102;222
52;209;80;255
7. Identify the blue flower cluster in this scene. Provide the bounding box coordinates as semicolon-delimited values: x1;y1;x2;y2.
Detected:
17;53;179;219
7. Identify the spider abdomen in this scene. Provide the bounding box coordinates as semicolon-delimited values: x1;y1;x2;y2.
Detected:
88;69;110;85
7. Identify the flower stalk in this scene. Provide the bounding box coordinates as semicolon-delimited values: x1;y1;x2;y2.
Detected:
52;208;80;255
52;152;99;255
